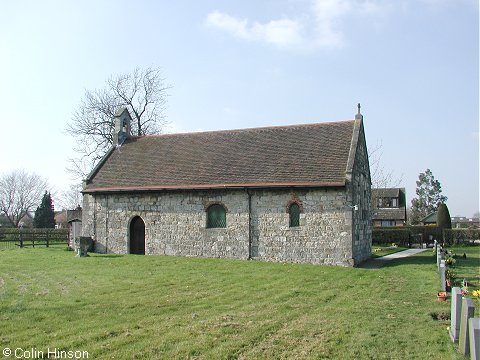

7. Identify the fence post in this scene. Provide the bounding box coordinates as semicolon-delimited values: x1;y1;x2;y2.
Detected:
19;225;23;248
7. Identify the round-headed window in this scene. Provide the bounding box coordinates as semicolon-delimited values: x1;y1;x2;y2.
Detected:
289;203;300;227
288;203;300;227
207;204;226;228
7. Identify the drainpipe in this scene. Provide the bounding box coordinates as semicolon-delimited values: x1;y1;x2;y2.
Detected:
247;189;252;260
105;195;108;254
93;196;97;244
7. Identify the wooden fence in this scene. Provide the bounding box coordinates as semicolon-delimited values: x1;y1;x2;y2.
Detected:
0;228;69;249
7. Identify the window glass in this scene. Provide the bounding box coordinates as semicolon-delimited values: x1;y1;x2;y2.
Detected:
377;198;383;207
207;204;226;228
289;203;300;227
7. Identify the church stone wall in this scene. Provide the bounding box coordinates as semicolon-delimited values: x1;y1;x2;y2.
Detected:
250;189;353;266
346;122;372;265
82;190;250;259
82;187;358;266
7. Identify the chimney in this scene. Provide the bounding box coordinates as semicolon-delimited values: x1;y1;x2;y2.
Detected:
113;107;132;146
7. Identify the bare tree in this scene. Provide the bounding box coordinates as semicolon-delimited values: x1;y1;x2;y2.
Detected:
0;170;49;227
368;141;403;189
56;183;83;211
66;66;171;179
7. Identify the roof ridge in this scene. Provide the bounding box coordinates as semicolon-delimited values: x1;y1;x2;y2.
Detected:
132;119;355;139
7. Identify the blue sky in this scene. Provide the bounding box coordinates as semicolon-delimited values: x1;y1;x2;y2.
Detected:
0;0;478;216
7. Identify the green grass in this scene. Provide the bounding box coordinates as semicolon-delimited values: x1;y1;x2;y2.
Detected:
371;245;408;258
443;246;480;292
0;247;478;359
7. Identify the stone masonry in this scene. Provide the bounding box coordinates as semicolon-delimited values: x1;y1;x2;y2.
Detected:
83;185;369;266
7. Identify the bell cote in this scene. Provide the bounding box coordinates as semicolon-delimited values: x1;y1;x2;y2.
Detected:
113;107;131;146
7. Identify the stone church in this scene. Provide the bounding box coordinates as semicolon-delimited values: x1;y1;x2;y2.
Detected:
82;106;372;266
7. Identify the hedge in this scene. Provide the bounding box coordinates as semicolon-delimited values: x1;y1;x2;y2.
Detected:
372;228;411;246
373;226;480;246
443;229;480;246
373;225;442;246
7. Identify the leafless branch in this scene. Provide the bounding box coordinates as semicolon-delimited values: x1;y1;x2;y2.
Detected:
0;170;49;227
368;140;403;189
66;66;171;180
55;182;83;211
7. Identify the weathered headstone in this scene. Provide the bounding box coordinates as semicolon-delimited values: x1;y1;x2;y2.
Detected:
75;236;93;257
450;287;463;343
469;318;480;360
439;261;446;292
458;297;476;355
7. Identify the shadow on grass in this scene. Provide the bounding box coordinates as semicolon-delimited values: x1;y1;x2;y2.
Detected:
360;251;435;269
90;254;125;258
382;252;436;267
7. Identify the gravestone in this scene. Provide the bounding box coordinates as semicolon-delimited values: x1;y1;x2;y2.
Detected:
449;287;463;343
458;297;475;355
439;261;446;292
75;236;93;257
469;318;479;360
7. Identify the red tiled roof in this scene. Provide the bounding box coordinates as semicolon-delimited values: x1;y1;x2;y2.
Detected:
84;120;356;193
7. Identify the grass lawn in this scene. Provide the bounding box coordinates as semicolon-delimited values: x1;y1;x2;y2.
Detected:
443;246;480;293
0;246;478;359
371;245;408;258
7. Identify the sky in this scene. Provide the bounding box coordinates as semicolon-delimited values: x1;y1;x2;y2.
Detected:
0;0;478;216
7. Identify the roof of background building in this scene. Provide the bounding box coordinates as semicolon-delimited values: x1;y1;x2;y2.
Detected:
421;212;437;223
372;208;407;221
451;217;480;223
84;120;361;193
372;188;404;198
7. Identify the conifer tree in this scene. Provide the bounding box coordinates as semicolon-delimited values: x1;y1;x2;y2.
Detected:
436;203;452;230
33;192;55;228
437;202;452;243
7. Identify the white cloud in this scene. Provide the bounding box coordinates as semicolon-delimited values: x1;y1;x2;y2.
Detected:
206;11;304;48
205;12;250;40
252;19;303;47
205;0;389;51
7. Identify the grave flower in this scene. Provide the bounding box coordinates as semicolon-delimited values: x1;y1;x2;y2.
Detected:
445;268;456;281
445;256;456;266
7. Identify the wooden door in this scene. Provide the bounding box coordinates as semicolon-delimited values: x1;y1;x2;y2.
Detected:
130;216;145;255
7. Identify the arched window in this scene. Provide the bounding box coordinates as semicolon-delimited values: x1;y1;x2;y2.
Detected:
289;203;300;227
207;204;226;228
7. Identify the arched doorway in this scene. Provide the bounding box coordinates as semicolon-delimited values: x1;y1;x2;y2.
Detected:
129;216;145;255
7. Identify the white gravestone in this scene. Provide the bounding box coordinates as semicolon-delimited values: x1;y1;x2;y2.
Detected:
450;287;463;343
459;297;476;356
